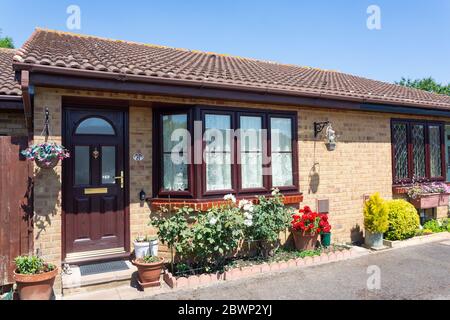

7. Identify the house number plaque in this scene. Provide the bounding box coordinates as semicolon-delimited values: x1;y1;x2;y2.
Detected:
133;152;144;161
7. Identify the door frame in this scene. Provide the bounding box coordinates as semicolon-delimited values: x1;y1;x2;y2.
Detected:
61;96;131;264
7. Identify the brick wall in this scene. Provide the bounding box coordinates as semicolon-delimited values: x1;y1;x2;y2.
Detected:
129;105;153;242
31;87;450;275
33;90;63;292
0;110;27;136
298;109;393;244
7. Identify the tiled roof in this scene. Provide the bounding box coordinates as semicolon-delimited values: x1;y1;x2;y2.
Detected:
0;48;21;96
13;29;450;110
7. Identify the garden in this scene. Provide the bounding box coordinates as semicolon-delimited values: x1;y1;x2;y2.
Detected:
363;192;450;249
143;189;351;289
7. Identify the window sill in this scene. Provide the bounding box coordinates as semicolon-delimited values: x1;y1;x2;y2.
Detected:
392;182;450;195
148;193;304;211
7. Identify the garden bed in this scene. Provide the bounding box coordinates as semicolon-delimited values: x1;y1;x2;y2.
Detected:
383;231;450;249
163;245;355;289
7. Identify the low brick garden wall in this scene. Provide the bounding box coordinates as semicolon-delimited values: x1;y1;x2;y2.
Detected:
163;246;356;290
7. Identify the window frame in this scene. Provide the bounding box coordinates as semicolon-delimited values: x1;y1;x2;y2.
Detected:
391;118;446;185
236;111;269;194
153;107;195;198
153;105;299;199
268;114;298;191
201;109;237;197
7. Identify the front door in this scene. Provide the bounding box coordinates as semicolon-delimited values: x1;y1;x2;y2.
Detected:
63;108;128;262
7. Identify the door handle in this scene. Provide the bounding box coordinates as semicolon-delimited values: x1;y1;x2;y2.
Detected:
115;171;124;189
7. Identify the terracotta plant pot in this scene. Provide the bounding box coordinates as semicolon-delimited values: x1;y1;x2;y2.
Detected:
14;267;58;300
133;257;165;287
292;231;319;251
35;157;60;169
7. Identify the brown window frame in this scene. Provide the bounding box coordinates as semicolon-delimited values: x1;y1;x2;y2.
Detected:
391;119;446;185
153;105;299;199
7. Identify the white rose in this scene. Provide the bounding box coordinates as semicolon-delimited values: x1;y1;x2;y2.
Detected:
224;194;237;204
238;199;250;209
243;203;254;213
209;217;218;225
244;219;253;227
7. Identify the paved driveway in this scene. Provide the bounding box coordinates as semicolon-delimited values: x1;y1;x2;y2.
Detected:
146;240;450;300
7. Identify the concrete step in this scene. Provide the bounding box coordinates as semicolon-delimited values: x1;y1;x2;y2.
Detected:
62;260;138;296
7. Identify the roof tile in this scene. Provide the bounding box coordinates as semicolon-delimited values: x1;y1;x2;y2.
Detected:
12;29;450;110
0;48;21;96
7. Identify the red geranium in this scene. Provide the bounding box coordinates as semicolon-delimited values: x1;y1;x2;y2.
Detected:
291;207;332;235
319;214;332;234
291;206;321;235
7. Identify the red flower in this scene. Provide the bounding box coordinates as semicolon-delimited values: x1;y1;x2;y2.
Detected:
291;206;332;235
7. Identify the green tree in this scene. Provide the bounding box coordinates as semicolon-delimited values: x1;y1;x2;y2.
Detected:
0;29;14;49
396;77;450;96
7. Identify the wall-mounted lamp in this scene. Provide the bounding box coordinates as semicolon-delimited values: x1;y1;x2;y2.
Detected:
314;121;330;138
314;121;337;151
139;189;147;202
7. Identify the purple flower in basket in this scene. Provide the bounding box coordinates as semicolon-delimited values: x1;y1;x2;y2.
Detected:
21;142;70;165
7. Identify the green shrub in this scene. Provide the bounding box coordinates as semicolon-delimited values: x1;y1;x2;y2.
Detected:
150;206;194;260
142;255;161;264
14;256;55;275
247;190;291;243
385;200;420;241
423;220;447;233
423;219;448;233
364;193;389;233
191;204;245;267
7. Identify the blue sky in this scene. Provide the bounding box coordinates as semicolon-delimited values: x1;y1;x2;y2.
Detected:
1;0;449;84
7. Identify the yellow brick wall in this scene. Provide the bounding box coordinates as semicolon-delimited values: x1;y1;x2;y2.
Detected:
129;105;154;242
0;110;27;136
297;109;393;243
32;87;450;271
32;90;63;292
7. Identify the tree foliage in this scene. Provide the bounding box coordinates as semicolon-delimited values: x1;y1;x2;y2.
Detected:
396;77;450;96
0;29;14;49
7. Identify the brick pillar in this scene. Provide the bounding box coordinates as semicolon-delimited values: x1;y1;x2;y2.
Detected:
33;89;63;293
129;106;154;244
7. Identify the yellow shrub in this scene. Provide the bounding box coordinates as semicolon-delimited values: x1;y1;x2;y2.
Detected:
364;193;389;233
385;200;420;241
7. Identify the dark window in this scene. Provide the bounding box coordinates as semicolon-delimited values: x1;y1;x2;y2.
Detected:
154;106;298;199
391;120;445;184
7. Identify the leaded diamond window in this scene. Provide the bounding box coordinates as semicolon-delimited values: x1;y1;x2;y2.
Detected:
429;125;442;178
412;124;426;179
391;120;445;184
393;123;408;181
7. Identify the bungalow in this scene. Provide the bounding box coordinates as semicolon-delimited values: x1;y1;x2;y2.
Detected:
1;28;450;293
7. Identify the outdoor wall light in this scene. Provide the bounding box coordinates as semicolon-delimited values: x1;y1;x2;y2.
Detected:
314;121;337;151
139;189;147;202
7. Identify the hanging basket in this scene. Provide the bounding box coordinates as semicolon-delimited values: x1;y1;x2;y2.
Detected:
35;157;60;169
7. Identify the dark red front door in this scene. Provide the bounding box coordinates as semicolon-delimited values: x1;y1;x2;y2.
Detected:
63;108;127;262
